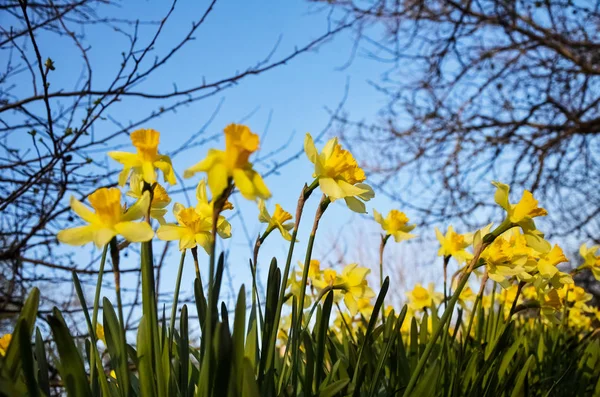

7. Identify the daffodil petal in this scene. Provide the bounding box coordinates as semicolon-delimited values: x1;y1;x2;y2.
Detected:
57;225;96;246
251;171;271;199
195;233;213;254
70;196;98;224
142;161;157;184
304;133;318;164
318;177;345;200
155;157;177;185
157;224;187;241
115;221;154;242
122;191;151;222
344;197;366;213
207;163;229;198
108;151;140;167
93;228;117;247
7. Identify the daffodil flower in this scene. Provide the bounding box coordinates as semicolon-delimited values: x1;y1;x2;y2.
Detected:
195;179;233;237
536;245;568;279
184;124;271;201
373;209;416;242
304;133;374;213
492;182;547;230
406;283;443;311
57;188;154;247
96;324;106;344
0;334;11;356
127;174;171;224
482;237;529;287
258;200;294;241
156;202;231;253
108;129;176;186
579;244;600;280
336;263;375;315
540;288;562;324
435;225;473;264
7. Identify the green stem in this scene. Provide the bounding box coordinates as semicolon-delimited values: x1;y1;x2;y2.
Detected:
443;256;450;310
169;250;187;355
89;244;109;388
292;195;329;394
379;234;390;324
91;245;109;339
251;229;271;330
463;273;487;352
265;180;318;370
202;181;233;395
110;238;130;397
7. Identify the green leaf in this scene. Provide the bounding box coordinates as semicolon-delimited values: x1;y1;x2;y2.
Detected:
137;316;157;397
510;355;534;397
103;298;131;397
48;309;92;397
19;321;39;397
319;378;350;397
4;287;39;380
35;328;50;397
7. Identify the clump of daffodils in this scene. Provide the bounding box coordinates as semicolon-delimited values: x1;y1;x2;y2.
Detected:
53;122;600;391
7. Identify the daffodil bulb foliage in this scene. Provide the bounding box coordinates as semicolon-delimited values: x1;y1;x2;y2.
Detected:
304;133;374;213
184;124;271;201
258;200;294;241
57;188;154;247
127;174;171;224
108;129;176;187
373;209;416;242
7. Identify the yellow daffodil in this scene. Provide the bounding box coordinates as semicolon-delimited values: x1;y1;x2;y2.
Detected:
108;129;176;186
579;243;600;280
406;283;443;311
157;202;231;253
536;245;568;279
558;284;592;307
540;288;562;324
258;200;294;241
337;263;375;315
482;236;529;287
304;133;374;213
57;188;154;247
492;182;547;229
373;209;416;242
195;179;233;237
0;334;11;356
127;174;171;224
184;124;270;201
435;226;473;264
96;324;106;344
